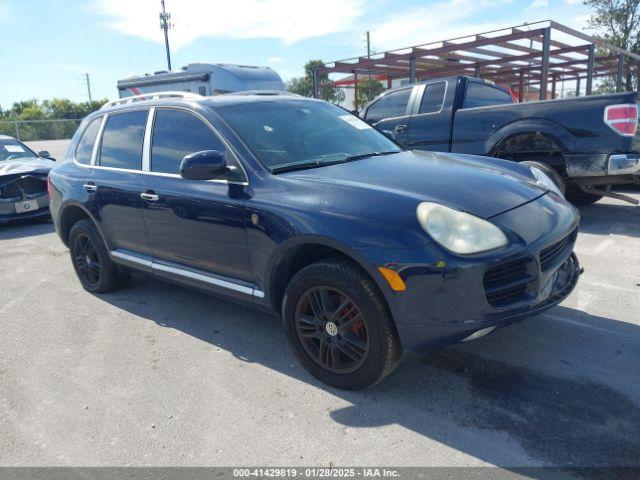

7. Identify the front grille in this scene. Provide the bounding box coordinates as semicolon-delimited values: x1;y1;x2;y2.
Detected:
540;228;578;271
483;257;533;308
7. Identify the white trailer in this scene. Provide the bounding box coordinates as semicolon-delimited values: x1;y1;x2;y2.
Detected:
117;63;285;98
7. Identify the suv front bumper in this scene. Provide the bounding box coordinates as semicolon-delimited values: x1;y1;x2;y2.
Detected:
395;253;581;352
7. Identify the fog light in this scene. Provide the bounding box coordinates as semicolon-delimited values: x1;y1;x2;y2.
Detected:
462;326;496;342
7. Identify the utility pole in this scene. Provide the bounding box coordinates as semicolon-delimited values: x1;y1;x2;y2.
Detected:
85;73;92;104
366;31;371;103
159;0;173;71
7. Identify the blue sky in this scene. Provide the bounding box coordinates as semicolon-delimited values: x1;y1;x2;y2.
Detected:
0;0;592;109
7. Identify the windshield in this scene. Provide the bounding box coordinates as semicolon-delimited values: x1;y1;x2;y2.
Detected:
0;139;38;161
216;99;401;172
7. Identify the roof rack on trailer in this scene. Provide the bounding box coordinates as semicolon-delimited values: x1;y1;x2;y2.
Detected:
225;90;299;96
101;91;202;109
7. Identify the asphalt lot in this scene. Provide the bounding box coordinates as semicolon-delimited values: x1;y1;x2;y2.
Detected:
1;146;639;470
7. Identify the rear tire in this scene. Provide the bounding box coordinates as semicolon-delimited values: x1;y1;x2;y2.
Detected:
565;184;603;206
69;219;131;293
282;259;402;390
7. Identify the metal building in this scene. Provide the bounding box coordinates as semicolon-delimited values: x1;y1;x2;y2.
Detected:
314;20;640;107
117;63;285;98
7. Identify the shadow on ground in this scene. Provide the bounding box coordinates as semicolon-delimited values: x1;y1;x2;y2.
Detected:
0;219;54;240
98;275;640;476
578;200;640;238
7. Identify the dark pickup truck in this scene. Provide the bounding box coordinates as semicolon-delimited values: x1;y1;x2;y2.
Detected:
361;75;640;205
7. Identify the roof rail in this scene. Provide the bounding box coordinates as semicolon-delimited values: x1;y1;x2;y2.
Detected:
225;90;298;97
101;91;202;109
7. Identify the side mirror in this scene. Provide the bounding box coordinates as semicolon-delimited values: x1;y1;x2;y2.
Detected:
180;150;228;180
39;150;55;161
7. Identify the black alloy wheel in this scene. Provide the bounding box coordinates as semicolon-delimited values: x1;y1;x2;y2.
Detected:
295;286;371;374
68;219;130;293
72;233;102;288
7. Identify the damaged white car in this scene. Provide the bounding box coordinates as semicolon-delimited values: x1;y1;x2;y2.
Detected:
0;135;55;224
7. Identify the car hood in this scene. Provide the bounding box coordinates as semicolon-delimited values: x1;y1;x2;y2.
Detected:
284;150;546;219
0;157;55;177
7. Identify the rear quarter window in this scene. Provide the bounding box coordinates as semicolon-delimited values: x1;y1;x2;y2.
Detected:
74;117;101;164
464;82;513;109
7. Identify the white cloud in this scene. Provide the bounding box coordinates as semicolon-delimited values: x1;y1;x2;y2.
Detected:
366;0;589;53
92;0;364;47
267;56;284;63
368;0;513;51
529;0;548;8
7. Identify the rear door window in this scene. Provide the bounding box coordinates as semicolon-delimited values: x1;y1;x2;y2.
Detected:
419;82;446;114
75;117;101;164
463;82;513;108
98;110;148;170
365;88;412;123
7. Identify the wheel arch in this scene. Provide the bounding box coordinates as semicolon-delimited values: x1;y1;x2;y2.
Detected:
265;235;392;315
488;119;572;170
58;202;104;248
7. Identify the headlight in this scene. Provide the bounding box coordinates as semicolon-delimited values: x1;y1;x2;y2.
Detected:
416;202;508;254
529;166;563;196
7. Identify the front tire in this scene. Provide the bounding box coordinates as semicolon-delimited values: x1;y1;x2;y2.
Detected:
69;219;130;293
282;259;402;390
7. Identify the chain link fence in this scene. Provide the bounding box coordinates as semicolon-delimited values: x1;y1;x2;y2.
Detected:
0;118;81;141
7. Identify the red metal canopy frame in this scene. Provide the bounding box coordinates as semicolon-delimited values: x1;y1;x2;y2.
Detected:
313;20;640;103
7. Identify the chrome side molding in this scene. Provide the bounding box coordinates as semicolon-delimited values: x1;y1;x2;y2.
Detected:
110;249;264;299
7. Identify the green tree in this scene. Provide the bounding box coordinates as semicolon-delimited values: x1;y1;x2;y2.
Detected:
355;78;386;108
287;60;345;104
586;0;640;91
0;98;107;141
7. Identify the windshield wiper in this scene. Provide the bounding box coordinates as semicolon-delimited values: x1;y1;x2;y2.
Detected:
270;151;400;174
270;158;344;174
342;151;400;162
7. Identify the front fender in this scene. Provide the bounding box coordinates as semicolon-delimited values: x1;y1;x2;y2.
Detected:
263;234;396;308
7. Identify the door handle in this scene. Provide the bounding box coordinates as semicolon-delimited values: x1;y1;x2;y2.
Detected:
83;183;97;192
140;192;159;202
394;124;407;132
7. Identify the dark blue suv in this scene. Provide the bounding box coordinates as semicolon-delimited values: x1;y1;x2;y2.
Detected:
49;92;581;389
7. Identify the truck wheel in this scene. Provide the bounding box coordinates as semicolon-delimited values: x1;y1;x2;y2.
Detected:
69;219;131;293
565;184;603;206
282;259;402;390
521;161;566;195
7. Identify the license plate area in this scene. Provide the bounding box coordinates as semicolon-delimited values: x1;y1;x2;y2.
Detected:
15;199;38;214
